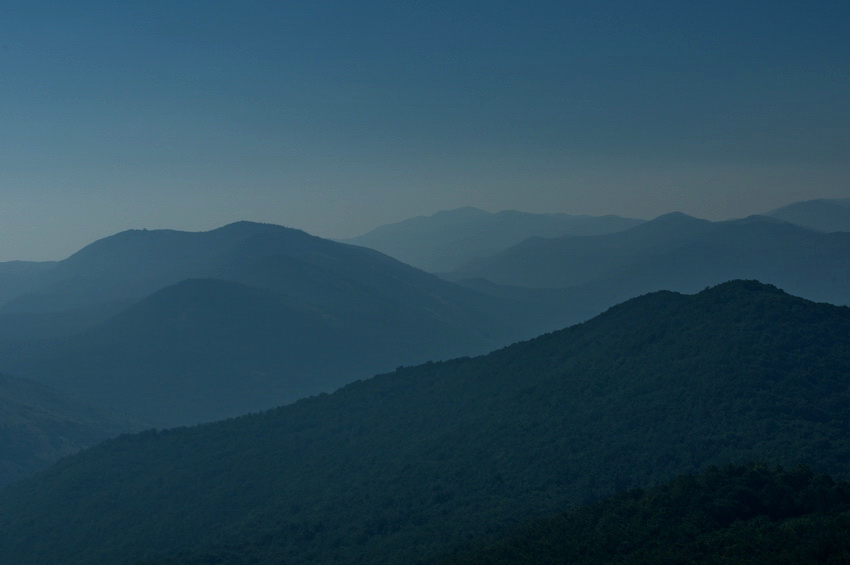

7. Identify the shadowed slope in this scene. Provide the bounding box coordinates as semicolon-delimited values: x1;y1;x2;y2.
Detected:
441;464;850;565
0;372;144;487
1;281;849;564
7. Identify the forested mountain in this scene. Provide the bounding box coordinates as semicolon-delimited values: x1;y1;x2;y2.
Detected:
442;464;850;564
0;222;558;426
766;197;850;232
447;213;850;319
342;207;643;272
1;281;848;564
0;372;143;487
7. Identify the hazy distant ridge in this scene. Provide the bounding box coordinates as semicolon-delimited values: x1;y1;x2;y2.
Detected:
0;222;549;426
447;212;850;309
765;197;850;232
342;207;644;272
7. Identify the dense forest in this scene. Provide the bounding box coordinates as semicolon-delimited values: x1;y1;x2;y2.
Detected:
0;281;848;563
441;463;850;564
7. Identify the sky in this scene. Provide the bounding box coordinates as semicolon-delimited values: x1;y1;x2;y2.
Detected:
1;0;848;261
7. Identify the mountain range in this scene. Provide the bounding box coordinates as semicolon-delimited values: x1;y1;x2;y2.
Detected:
3;201;849;472
1;281;848;564
0;221;557;426
340;198;850;279
766;197;850;233
341;207;644;272
448;212;850;295
442;213;850;329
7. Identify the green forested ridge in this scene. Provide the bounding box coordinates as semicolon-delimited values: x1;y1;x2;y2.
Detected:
441;463;850;564
0;280;848;564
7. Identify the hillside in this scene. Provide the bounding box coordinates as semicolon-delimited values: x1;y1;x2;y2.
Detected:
0;275;526;426
441;463;850;564
342;207;643;272
0;281;848;564
0;372;144;487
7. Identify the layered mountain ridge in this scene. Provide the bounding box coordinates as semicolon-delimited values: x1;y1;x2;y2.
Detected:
341;207;644;272
1;281;848;564
0;221;553;426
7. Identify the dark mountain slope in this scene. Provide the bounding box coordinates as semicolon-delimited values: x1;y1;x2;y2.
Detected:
0;372;144;487
342;207;643;272
0;274;514;426
1;281;849;564
441;464;850;565
766;197;850;232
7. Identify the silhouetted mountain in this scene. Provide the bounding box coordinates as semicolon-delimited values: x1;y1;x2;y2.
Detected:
0;223;552;425
1;281;848;564
0;372;144;487
0;222;309;316
442;464;850;565
0;221;546;333
342;207;644;272
451;212;713;288
766;197;850;232
447;214;850;327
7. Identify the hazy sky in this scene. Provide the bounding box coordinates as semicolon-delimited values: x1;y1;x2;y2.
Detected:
2;0;848;261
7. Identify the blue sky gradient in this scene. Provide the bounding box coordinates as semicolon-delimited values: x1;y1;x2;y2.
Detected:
1;1;848;260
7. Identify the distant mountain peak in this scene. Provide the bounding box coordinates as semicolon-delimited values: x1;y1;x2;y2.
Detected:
651;211;705;222
211;220;303;234
766;197;850;232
